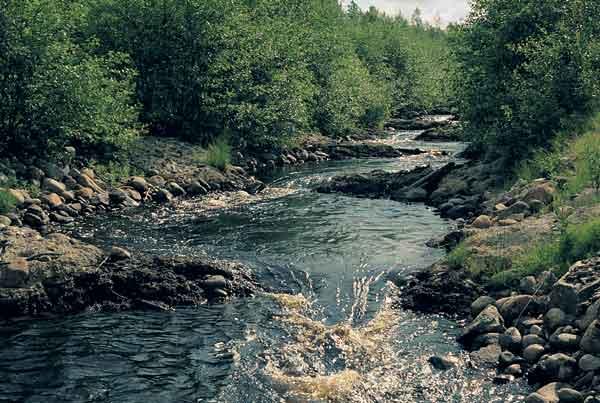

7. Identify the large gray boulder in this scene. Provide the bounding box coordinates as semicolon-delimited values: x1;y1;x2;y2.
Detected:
581;320;600;354
459;305;505;345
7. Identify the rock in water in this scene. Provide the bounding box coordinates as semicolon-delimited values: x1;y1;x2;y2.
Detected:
581;320;600;354
428;354;460;370
458;305;506;345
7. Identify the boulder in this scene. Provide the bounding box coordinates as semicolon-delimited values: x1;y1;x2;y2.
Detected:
546;308;570;332
497;295;537;324
497;201;530;219
7;189;25;206
557;388;583;403
472;215;493;229
42;178;66;194
128;176;149;193
532;382;569;403
428;354;460;370
0;258;30;288
523;344;546;363
520;276;538;294
523;334;547;348
75;187;95;200
148;175;166;187
471;295;496;317
521;183;556;205
550;333;579;351
0;215;11;226
166;182;186;197
109;246;131;261
579;354;600;371
153;189;173;203
581;320;600;354
470;344;502;366
505;364;523;377
109;189;129;205
41;193;63;208
187;181;208;196
500;327;523;353
458;305;505;345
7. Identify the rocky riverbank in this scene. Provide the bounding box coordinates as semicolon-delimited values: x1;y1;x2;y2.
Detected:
400;174;600;402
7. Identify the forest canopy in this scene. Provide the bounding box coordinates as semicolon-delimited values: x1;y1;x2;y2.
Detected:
0;0;453;158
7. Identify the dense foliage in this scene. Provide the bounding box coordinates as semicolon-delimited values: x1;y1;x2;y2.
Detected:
451;0;600;159
0;0;140;157
0;0;451;158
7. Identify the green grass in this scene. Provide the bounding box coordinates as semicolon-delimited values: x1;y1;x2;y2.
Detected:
516;112;600;200
91;161;141;186
203;136;231;170
0;189;18;214
487;217;600;289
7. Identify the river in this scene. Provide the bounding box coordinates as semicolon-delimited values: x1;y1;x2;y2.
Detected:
0;128;525;402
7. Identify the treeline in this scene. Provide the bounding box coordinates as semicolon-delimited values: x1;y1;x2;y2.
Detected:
0;0;452;159
451;0;600;160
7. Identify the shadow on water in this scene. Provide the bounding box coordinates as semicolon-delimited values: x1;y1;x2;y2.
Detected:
0;133;527;402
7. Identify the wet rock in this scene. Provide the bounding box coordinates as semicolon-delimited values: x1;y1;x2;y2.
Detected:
557;388;583;403
74;172;104;193
7;189;25;206
505;364;523;377
0;215;11;226
428;354;460;370
523;334;547;348
493;374;514;384
470;344;502;366
166;182;186;197
524;344;546;363
550;333;579;351
0;258;30;288
579;354;600;371
472;215;493;229
49;212;74;224
581;321;600;354
109;247;132;261
75;187;95;200
128;176;149;193
533;382;569;403
497;201;530;219
530;354;577;384
41;193;63;208
525;393;547;403
522;183;556;205
546;308;571;332
459;305;506;345
153;188;173;203
500;327;523;353
472;332;501;349
109;189;129;205
42;178;66;194
497;295;538;325
187;181;208;196
471;295;496;317
149;176;166;189
520;276;538;294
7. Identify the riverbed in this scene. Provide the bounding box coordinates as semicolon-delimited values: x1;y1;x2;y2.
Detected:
0;131;525;402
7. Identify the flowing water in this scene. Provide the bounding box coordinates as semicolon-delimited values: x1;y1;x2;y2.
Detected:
0;127;526;402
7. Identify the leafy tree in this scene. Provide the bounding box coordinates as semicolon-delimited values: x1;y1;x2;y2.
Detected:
0;0;140;157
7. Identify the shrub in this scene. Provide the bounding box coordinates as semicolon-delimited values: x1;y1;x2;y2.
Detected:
0;0;140;157
0;190;18;214
204;136;231;171
91;161;140;187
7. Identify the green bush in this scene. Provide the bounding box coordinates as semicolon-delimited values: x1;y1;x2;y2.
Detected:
0;0;140;157
204;136;231;171
451;0;600;160
0;190;18;214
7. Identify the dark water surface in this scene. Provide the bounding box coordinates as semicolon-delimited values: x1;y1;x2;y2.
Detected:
0;130;526;402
